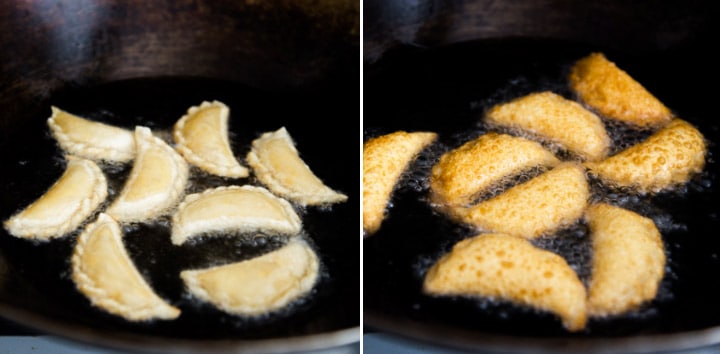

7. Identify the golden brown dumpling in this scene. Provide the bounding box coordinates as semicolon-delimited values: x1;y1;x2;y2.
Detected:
585;119;706;193
430;132;559;209
363;131;437;236
424;233;587;331
585;203;666;317
458;163;589;239
569;52;673;128
484;91;611;161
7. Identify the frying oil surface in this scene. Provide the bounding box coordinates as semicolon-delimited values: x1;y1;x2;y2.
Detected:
388;69;713;330
0;75;358;341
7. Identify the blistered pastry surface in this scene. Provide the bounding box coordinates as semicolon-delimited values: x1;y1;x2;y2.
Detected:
362;130;437;235
484;91;611;161
585;119;706;193
585;203;666;317
569;52;673;128
459;163;589;239
424;233;588;332
429;132;558;209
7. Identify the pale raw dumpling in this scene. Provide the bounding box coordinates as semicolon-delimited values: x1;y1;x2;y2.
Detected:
247;127;347;206
47;106;135;163
71;213;181;321
173;100;249;178
4;156;107;240
181;238;319;316
106;126;189;222
171;185;302;245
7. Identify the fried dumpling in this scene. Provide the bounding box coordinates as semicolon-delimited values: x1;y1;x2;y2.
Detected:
363;131;437;236
484;91;611;161
106;127;189;223
423;233;588;331
71;213;180;321
458;163;589;239
585;119;706;193
180;238;319;316
4;156;107;240
171;185;302;245
429;132;559;209
47;106;135;163
569;52;673;128
585;203;665;317
173;101;249;178
247;127;347;206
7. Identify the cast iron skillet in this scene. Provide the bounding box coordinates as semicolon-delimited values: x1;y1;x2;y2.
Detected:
363;1;720;352
0;1;359;353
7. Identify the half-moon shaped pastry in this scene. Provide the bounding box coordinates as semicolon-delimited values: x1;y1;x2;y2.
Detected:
585;203;665;317
363;131;438;236
4;156;107;240
424;233;588;332
173;101;249;178
47;106;135;163
484;91;611;161
180;238;319;316
569;52;673;128
71;213;181;321
430;132;559;209
171;185;302;245
106;126;189;223
585;119;706;193
247;127;347;206
458;163;589;239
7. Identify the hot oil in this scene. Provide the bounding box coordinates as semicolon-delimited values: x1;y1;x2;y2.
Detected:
365;40;715;334
93;124;328;319
0;76;356;338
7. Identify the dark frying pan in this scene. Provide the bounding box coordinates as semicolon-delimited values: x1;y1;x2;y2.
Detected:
0;1;359;353
363;1;720;352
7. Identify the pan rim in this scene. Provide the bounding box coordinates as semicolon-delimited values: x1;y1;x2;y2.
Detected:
364;309;720;354
0;303;360;354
